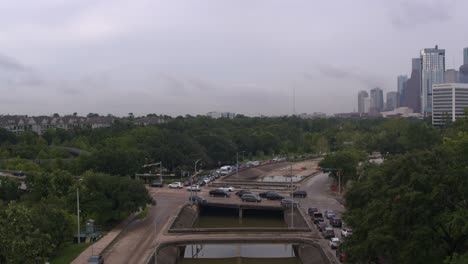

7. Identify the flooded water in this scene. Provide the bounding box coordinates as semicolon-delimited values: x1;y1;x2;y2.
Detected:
256;175;305;183
194;207;285;228
179;244;302;264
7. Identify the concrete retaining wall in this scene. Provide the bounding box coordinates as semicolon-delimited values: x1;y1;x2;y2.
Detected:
170;205;199;230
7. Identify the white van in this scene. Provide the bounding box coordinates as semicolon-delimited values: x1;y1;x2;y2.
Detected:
219;166;232;175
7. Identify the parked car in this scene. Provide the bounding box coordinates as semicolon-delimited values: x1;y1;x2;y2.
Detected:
312;212;324;224
323;227;336;239
219;186;235;192
189;195;207;204
186;185;201;192
241;193;261;202
168;182;183;189
316;221;328;232
12;171;25;176
265;192;284;200
183;181;191;186
291;190;307;198
209;189;230;197
88;255;104;264
259;191;275;198
280;198;299;208
235;190;252;197
330;218;342;228
150;181;163;188
329;237;340;249
308;207;319;216
341;228;353;238
336;246;347;262
324;210;336;219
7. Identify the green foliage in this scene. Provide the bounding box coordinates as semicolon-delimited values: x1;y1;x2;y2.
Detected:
50;242;90;264
319;149;367;183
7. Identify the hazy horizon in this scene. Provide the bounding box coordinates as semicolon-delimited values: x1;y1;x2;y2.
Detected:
1;0;468;116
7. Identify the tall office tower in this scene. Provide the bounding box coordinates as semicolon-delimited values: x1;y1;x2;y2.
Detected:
386;91;399;111
357;90;369;113
420;45;445;113
364;97;371;113
464;47;468;65
370;87;384;113
397;75;408;105
432;83;468;126
444;69;459;83
401;58;422;113
460;47;468;83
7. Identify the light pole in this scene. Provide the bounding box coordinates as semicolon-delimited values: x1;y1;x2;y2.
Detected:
77;188;80;244
193;159;201;203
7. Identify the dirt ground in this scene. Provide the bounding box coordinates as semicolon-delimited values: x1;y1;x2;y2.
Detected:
226;159;320;181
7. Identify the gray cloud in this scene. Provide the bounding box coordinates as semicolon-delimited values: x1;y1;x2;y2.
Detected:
389;0;454;28
309;64;383;88
0;54;27;72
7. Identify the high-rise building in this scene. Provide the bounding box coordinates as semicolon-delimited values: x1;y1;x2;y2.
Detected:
401;58;422;113
461;47;468;83
432;83;468;126
357;90;369;113
420;45;445;113
386;91;399;111
464;47;468;65
364;97;371;113
397;75;408;105
445;69;459;83
370;87;384;113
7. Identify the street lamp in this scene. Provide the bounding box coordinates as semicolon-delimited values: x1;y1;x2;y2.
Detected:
192;159;202;203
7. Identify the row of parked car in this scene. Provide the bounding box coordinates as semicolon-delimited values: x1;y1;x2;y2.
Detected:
308;207;351;262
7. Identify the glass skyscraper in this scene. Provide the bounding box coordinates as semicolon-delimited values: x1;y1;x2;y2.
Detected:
464;47;468;65
420;45;445;114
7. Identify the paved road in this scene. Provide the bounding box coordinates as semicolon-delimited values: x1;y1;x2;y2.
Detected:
297;172;346;262
102;188;187;264
99;171;344;264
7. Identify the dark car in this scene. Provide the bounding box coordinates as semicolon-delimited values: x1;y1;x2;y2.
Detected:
316;221;328;232
241;193;261;202
312;212;324;224
12;171;25;176
209;189;230;197
264;192;284;200
330;218;342;228
308;207;319;216
323;227;336;239
150;181;164;188
189;195;207;204
88;255;104;264
291;190;307;198
259;191;275;198
235;190;252;197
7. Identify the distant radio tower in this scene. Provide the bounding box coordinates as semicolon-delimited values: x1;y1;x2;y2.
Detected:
293;86;296;115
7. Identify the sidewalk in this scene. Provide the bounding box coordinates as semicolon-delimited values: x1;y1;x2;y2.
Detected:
71;214;136;264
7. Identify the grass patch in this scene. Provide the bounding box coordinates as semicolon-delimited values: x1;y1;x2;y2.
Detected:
137;206;149;219
50;242;91;264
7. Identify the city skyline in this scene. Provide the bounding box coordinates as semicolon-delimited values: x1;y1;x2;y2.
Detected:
1;1;468;116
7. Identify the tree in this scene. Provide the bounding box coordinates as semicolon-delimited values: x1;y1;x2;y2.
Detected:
0;202;54;263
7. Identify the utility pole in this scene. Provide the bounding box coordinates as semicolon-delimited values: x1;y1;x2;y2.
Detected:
159;162;162;183
193;159;201;203
338;170;341;195
290;162;294;228
77;188;80;244
236;152;239;178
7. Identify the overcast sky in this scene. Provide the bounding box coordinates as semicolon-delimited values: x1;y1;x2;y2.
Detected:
0;0;467;117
